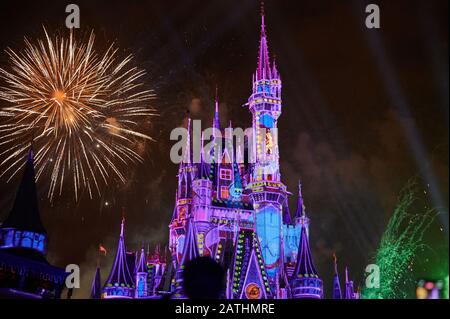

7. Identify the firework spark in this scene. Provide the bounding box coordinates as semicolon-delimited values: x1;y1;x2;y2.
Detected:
362;180;436;299
0;28;156;200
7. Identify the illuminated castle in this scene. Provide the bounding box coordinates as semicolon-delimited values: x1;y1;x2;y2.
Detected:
96;8;358;300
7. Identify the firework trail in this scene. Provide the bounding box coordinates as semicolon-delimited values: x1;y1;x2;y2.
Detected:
0;28;156;200
362;179;436;299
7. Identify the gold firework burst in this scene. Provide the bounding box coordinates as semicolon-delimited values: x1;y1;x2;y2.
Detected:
0;28;156;200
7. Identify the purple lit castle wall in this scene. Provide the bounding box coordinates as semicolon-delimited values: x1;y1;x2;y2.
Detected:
98;7;358;300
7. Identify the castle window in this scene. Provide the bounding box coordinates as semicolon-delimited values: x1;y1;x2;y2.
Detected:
220;186;229;199
220;169;232;180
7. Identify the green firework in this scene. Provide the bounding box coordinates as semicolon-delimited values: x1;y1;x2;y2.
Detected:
362;180;436;299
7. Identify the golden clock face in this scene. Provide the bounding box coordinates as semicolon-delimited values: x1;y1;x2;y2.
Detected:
245;283;261;299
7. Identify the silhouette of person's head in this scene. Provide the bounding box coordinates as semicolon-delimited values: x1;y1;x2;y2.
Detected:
183;256;225;299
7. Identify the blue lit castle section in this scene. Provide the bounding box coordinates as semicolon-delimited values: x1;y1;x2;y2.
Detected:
0;150;67;298
93;6;358;300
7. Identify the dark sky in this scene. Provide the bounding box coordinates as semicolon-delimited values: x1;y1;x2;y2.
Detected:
0;0;448;298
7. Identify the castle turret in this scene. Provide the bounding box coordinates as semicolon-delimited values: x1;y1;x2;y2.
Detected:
213;87;221;132
0;148;67;298
174;217;199;297
283;203;291;225
192;132;213;241
102;218;134;298
147;245;166;296
177;118;195;200
247;4;287;286
135;243;148;298
90;264;102;299
344;267;357;299
170;118;195;263
332;253;342;299
1;149;47;255
290;206;323;299
193;134;213;209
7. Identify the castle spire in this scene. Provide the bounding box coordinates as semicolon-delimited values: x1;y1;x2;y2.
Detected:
332;253;342;299
213;86;220;131
182;118;192;165
134;242;148;298
296;180;304;217
198;132;210;179
290;212;323;299
282;203;292;224
272;55;279;79
2;147;46;235
295;180;309;228
179;218;199;267
256;1;271;81
90;265;102;299
174;217;199;297
135;242;147;274
102;217;134;298
120;216;125;237
344;267;356;299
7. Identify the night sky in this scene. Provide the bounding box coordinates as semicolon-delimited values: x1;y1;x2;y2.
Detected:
0;0;448;298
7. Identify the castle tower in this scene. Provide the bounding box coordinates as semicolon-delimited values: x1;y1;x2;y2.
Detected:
90;264;102;299
170;118;195;264
0;149;67;298
295;180;310;235
344;267;357;299
135;243;148;298
102;218;134;298
332;253;342;299
147;245;167;296
174;217;199;298
192;133;213;238
177;118;195;200
247;3;287;284
0;149;47;253
249;5;282;183
290;207;323;299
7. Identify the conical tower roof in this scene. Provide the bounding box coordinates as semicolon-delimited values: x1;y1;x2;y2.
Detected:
2;149;46;234
179;218;199;267
90;266;102;299
256;3;272;80
332;253;342;299
135;243;147;273
103;218;134;290
292;220;319;278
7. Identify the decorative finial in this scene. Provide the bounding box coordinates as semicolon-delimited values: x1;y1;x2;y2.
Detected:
213;86;220;130
260;0;266;36
28;137;35;162
120;209;125;237
215;86;219;113
298;179;306;216
333;253;338;273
